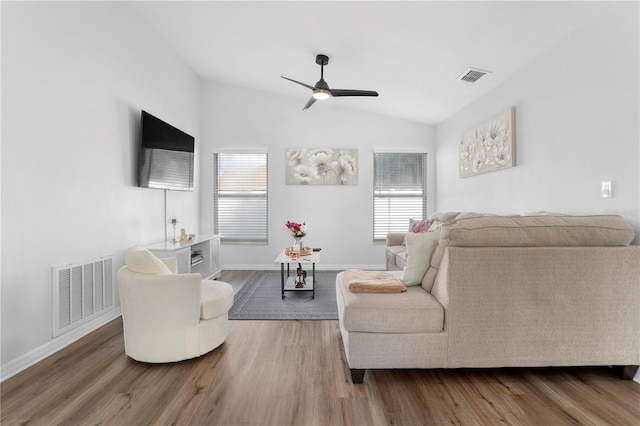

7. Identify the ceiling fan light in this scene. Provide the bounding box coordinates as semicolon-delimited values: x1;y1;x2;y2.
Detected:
312;89;331;100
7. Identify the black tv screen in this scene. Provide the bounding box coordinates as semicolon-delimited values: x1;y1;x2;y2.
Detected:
138;110;194;191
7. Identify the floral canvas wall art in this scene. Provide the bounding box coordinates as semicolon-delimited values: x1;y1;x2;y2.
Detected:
286;148;358;185
459;107;515;178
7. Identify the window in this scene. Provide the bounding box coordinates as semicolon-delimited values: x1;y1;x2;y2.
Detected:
373;152;427;240
213;152;268;243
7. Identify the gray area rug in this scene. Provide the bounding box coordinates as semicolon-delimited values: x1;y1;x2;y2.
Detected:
229;270;339;320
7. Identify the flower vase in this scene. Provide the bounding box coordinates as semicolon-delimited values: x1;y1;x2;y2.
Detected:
293;237;303;251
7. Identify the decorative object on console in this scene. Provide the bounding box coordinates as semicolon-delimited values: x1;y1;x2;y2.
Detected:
459;107;515;178
286;148;358;185
168;216;179;242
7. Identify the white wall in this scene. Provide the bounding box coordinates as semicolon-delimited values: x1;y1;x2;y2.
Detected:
435;3;639;241
1;2;201;377
199;81;435;269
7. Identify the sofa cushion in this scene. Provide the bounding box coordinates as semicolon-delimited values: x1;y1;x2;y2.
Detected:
522;211;568;216
429;211;461;222
402;219;433;245
396;251;407;269
442;215;636;247
409;218;432;233
125;247;173;275
337;271;444;334
401;231;440;286
420;214;636;293
200;280;234;320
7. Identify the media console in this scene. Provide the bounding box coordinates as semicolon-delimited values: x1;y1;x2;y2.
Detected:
145;235;221;280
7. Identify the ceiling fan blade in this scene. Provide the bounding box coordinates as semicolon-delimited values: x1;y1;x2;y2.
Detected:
330;89;379;97
281;76;315;91
303;97;317;110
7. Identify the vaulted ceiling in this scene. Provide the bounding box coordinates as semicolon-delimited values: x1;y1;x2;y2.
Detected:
133;1;613;124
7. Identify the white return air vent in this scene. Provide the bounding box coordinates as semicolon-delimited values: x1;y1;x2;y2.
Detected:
52;256;114;337
457;67;492;83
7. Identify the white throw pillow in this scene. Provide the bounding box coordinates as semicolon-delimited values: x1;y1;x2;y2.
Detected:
401;231;440;286
125;246;173;275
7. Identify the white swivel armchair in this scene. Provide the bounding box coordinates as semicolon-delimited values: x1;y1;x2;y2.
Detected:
118;247;234;363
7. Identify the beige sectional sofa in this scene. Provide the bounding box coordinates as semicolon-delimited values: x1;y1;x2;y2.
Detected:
337;213;640;383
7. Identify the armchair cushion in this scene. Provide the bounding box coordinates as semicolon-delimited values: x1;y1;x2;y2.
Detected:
125;247;172;275
200;280;234;320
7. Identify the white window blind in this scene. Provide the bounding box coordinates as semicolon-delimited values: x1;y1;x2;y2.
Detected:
213;152;268;243
373;153;427;240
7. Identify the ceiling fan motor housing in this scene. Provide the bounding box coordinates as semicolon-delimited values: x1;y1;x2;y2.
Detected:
314;78;330;90
315;54;329;66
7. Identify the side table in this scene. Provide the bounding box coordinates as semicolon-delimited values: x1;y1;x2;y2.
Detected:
274;250;321;299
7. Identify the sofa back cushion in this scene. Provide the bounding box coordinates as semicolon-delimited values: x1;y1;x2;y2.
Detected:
401;231;440;286
420;215;636;292
442;215;636;247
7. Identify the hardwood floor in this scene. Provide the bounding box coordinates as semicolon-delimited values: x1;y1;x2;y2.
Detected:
2;271;639;425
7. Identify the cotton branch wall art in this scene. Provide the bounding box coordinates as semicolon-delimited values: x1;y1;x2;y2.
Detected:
459;107;515;178
286;148;358;185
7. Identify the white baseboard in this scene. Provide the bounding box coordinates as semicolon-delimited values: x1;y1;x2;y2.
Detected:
0;307;122;382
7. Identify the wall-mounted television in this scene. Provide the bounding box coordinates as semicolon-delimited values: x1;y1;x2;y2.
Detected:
138;110;195;191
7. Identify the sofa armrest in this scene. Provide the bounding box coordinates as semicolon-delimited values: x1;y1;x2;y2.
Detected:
386;232;406;247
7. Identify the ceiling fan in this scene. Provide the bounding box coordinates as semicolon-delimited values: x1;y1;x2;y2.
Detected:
281;54;379;110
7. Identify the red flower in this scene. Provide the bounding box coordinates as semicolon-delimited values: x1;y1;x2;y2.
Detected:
286;221;307;237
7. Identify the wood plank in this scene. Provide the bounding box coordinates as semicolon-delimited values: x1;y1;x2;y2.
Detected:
2;270;639;425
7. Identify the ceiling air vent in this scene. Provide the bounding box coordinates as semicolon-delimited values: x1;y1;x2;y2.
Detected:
457;67;492;83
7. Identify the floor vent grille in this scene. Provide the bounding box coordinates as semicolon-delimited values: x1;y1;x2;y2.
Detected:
52;256;114;337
